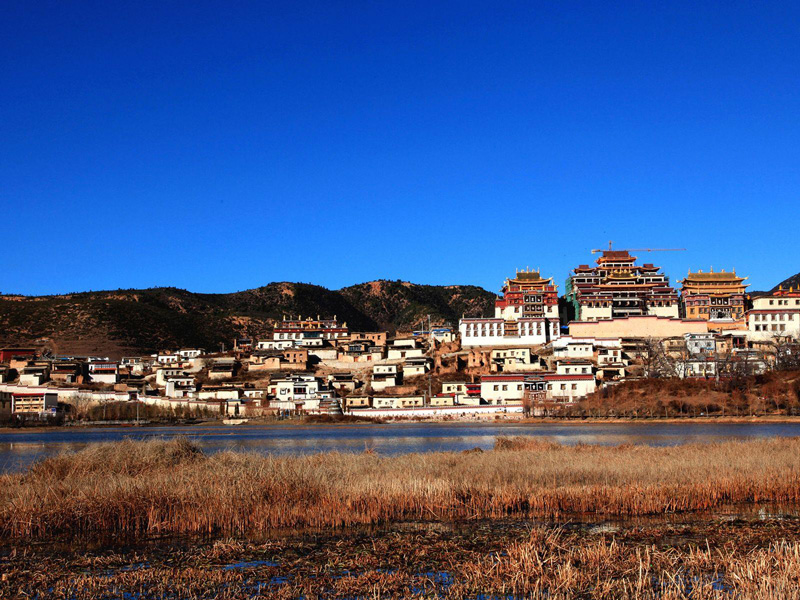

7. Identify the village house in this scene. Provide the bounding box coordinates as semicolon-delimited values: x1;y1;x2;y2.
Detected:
0;366;9;384
480;374;527;405
439;381;482;405
387;339;425;360
597;344;626;365
165;375;197;398
268;374;330;411
329;372;358;393
429;394;456;407
256;339;295;350
372;394;425;409
121;356;152;375
342;395;371;410
553;341;594;359
247;351;284;371
1;391;59;416
0;348;37;371
178;348;204;359
402;356;431;378
349;331;388;346
49;361;85;383
715;331;748;354
442;381;467;395
490;347;537;371
208;358;236;380
543;364;596;401
19;362;50;386
155;366;185;386
155;352;181;365
371;364;400;392
88;362;119;385
684;332;717;355
195;385;242;401
249;348;309;372
675;356;718;379
337;340;380;362
10;355;40;374
555;359;593;377
413;327;456;344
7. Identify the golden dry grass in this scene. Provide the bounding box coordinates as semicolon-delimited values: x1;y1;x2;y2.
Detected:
2;436;800;538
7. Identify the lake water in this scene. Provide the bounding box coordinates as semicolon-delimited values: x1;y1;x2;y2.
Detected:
2;421;800;473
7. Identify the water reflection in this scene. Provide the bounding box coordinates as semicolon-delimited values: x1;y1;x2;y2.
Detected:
1;421;799;472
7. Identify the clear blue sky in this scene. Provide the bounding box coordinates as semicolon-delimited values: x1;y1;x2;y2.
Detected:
2;1;799;296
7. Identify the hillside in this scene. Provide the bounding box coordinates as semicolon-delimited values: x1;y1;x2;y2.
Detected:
772;271;800;291
0;281;494;357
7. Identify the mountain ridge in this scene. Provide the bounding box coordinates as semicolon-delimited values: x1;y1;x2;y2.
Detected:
0;280;495;357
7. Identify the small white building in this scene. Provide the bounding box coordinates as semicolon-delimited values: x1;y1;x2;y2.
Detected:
490;348;535;370
156;366;185;386
155;353;180;365
553;341;594;359
268;374;330;411
402;357;430;378
480;374;527;404
684;333;717;355
88;362;119;385
371;364;400;392
165;375;196;398
19;364;50;386
387;345;425;360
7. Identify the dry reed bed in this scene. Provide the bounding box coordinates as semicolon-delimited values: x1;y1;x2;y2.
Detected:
2;436;800;538
6;526;800;599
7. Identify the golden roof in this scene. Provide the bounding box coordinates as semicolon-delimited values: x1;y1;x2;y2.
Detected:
682;269;746;283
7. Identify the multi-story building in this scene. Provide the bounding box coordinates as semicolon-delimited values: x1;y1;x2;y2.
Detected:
0;391;59;416
747;287;800;341
565;250;680;321
272;316;349;344
680;269;748;322
460;269;561;347
494;269;560;320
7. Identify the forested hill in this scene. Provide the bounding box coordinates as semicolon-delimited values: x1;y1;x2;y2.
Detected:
0;280;495;357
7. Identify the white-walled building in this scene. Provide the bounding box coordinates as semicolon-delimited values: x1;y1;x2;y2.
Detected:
88;362;119;385
460;318;558;347
165;375;196;398
748;289;800;342
156;366;185;386
684;333;717;355
480;374;527;404
387;344;425;360
553;341;593;359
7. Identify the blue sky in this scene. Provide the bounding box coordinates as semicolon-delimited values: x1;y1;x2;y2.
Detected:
2;1;799;296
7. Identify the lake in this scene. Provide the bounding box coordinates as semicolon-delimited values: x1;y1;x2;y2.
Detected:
2;420;800;472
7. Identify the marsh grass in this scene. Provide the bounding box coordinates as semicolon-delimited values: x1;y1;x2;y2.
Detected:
2;436;800;538
4;522;800;599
